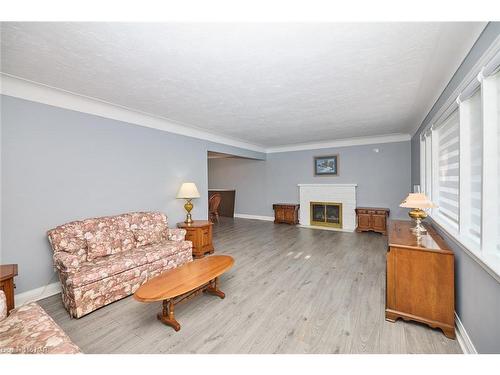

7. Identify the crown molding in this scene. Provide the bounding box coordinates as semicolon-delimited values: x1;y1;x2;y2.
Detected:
0;73;267;153
1;73;411;154
266;133;411;153
412;33;500;138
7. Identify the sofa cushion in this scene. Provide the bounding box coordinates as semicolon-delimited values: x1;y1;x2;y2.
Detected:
136;240;192;263
0;302;80;354
68;249;151;287
133;228;167;247
84;216;136;261
129;212;169;246
47;221;88;263
67;240;190;287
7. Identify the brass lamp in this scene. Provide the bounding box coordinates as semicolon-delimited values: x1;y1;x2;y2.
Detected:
176;182;200;224
399;193;436;235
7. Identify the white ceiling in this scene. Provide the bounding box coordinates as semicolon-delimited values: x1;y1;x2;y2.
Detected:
0;22;486;148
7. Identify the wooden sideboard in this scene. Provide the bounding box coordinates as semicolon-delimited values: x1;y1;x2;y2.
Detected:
356;207;389;235
386;220;455;339
208;190;235;218
177;220;215;259
273;204;299;225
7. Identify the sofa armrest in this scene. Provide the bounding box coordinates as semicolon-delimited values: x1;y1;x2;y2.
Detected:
53;252;81;273
167;228;186;241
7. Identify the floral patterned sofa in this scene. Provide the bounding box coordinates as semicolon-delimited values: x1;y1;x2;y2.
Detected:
0;291;80;354
47;212;193;318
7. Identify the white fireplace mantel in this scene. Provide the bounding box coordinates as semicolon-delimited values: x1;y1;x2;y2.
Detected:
298;183;357;232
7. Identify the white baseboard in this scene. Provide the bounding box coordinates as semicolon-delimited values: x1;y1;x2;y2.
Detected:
297;224;354;233
234;213;275;222
455;312;478;354
14;282;61;306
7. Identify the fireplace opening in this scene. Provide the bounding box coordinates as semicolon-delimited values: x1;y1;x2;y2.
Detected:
310;202;342;228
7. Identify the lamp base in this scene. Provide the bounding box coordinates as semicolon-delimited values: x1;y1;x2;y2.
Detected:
184;199;194;224
408;209;427;235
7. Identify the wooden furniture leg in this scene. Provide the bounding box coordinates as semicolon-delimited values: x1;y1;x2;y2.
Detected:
205;278;225;299
157;299;181;331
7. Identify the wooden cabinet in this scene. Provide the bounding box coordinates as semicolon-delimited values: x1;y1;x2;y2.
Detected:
177;221;215;259
386;220;455;339
356;207;389;235
272;204;299;225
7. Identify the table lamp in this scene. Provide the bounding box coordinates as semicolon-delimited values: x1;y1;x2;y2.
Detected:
399;193;436;235
176;182;200;224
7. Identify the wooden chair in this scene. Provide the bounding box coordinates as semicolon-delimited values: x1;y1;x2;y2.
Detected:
209;193;222;223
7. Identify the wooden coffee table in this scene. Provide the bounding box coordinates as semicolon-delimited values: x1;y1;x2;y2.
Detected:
134;255;234;331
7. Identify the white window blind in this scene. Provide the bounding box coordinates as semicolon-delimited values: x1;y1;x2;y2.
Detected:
420;137;426;193
424;134;433;199
436;109;460;228
466;90;483;243
496;72;500;254
418;51;500;277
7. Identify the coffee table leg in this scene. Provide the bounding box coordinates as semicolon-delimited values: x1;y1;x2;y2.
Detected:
157;299;181;331
205;277;225;299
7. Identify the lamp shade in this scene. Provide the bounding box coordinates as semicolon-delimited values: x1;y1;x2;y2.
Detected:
400;193;436;209
176;182;200;199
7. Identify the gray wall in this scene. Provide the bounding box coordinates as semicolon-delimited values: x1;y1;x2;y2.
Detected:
0;95;264;293
209;141;411;220
410;22;500;353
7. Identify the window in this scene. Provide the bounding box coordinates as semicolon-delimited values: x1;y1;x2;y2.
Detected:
459;89;483;248
497;72;500;255
435;109;460;230
419;59;500;277
481;69;500;263
420;136;426;194
467;91;483;243
424;133;433;199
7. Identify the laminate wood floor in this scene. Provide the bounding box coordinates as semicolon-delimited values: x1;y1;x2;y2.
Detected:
38;217;462;354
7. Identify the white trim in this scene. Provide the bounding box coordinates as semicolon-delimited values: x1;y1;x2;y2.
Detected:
297;183;358;187
14;282;61;307
414;34;500;136
0;73;267;153
234;213;275;222
455;312;478;354
266;134;411;153
297;224;354;233
0;74;412;155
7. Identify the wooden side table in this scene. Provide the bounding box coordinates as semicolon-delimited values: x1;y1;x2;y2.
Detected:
273;204;300;225
177;220;215;259
1;264;18;315
355;207;390;235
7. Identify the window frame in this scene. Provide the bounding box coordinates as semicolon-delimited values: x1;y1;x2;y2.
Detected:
419;61;500;281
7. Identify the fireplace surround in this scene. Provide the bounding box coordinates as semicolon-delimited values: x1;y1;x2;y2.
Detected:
298;184;357;232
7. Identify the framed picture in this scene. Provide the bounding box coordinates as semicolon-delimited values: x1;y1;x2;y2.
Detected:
314;155;339;176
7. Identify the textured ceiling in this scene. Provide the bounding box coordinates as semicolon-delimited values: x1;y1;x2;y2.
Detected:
0;22;486;147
